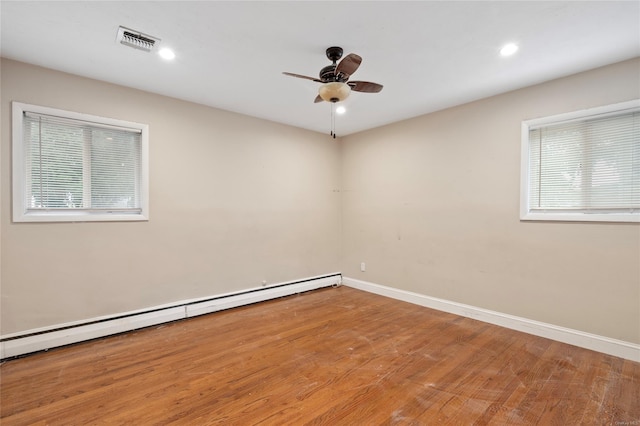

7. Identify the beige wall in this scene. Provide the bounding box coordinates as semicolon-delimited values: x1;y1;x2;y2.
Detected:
1;59;341;334
2;57;639;345
341;58;640;344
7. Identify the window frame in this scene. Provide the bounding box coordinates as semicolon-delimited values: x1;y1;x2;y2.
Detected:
12;102;150;223
520;99;640;223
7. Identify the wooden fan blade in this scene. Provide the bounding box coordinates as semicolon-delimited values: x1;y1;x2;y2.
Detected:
282;72;322;83
348;81;383;93
335;53;362;78
314;94;324;103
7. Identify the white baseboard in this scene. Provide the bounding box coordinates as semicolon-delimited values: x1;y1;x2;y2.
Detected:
5;274;635;362
342;277;640;362
0;274;341;359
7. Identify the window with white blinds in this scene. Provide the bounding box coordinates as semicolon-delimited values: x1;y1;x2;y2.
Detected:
12;102;149;222
521;100;640;222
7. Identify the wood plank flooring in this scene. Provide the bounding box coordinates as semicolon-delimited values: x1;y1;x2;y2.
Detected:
1;286;638;425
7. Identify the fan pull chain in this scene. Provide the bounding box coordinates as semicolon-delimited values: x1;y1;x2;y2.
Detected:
330;103;337;139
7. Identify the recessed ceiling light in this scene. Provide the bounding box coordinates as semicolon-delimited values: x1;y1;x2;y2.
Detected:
336;106;346;114
500;43;519;57
158;48;175;60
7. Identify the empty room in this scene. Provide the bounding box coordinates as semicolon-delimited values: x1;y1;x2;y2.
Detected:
1;1;639;424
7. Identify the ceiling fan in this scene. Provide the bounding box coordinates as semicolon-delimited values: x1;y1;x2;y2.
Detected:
283;46;383;103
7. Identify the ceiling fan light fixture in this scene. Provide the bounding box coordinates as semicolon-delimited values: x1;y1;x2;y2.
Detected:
319;82;351;103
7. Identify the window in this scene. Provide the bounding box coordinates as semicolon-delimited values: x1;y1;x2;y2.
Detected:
12;102;149;222
521;100;640;223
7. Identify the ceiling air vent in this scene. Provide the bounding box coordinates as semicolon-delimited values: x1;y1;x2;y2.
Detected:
116;26;160;52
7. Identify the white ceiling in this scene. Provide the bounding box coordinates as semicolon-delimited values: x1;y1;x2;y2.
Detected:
1;1;639;136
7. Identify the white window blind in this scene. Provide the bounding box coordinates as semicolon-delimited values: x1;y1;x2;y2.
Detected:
521;100;640;222
13;102;149;222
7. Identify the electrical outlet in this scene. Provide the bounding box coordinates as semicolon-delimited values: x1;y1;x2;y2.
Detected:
360;262;366;272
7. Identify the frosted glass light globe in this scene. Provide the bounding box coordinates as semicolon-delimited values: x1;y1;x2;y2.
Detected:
318;82;351;103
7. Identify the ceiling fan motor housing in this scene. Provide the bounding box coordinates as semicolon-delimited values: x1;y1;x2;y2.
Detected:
319;65;336;81
320;65;348;83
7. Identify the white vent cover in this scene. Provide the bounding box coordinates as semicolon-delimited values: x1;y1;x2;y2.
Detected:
116;26;160;52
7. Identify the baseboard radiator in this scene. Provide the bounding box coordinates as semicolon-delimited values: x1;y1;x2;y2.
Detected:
0;273;341;360
4;274;637;362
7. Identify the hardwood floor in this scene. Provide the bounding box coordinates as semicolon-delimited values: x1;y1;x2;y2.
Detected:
1;286;638;425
